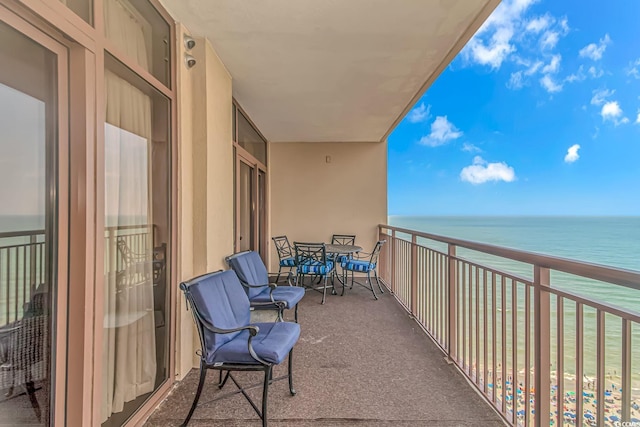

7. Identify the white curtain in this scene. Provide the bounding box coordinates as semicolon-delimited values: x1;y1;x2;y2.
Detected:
101;0;155;422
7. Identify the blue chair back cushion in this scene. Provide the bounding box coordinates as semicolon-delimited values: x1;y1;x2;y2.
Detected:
227;251;271;299
298;260;333;275
189;270;251;356
341;259;376;273
211;322;300;365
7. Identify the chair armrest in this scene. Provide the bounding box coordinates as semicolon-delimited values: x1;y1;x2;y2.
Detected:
199;318;259;337
251;300;286;309
240;282;277;290
353;251;372;260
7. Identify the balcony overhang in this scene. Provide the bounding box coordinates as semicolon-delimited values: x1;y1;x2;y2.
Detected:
162;0;500;142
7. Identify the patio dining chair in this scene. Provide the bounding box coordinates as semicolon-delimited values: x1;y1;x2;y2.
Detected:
294;242;335;304
271;236;296;283
341;240;386;300
179;270;299;426
331;234;356;281
226;250;305;322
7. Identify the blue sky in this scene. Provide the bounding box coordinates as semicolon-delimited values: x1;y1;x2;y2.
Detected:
388;0;640;216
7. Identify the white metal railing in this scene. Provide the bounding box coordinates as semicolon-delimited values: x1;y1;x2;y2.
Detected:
378;224;640;427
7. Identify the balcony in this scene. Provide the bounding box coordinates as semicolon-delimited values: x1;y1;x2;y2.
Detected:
146;223;640;427
145;280;504;426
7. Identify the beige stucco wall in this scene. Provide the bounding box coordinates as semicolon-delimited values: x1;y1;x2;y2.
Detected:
175;28;234;378
269;141;387;271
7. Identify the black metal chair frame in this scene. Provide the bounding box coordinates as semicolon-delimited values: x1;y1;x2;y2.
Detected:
179;273;296;427
342;240;386;300
331;234;356;246
271;235;297;284
224;251;299;322
331;234;356;284
293;242;335;304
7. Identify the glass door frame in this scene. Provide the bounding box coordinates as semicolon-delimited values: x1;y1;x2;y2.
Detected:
234;147;268;260
0;6;69;426
0;0;178;425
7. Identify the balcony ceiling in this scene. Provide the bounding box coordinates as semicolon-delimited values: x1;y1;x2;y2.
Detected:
162;0;500;142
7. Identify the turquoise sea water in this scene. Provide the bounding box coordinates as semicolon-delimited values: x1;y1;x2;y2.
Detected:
388;216;640;308
388;216;640;391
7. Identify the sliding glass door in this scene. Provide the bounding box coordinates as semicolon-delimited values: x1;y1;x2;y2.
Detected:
0;15;68;426
234;105;268;261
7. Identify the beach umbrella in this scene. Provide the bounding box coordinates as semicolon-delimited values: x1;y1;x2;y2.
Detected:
584;413;594;420
605;391;612;397
631;418;640;423
610;415;620;422
517;410;525;416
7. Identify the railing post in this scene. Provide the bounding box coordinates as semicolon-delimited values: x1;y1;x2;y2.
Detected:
390;230;396;294
29;234;37;290
410;234;417;316
534;266;551;427
447;244;457;362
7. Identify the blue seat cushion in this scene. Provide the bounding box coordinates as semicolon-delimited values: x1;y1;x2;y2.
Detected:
209;321;300;365
341;259;376;272
298;260;334;275
280;257;296;267
251;286;305;309
335;254;349;263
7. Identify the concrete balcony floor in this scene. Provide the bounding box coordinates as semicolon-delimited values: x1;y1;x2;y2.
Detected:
145;280;505;426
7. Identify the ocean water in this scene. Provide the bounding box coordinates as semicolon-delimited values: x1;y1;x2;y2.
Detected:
388;216;640;308
388;216;640;389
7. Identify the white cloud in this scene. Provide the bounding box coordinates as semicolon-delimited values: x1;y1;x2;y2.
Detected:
462;0;538;69
526;15;551;33
541;54;561;74
525;60;544;75
636;111;640;124
460;156;516;184
590;88;614;106
540;31;560;50
507;71;524;89
625;58;640;79
564;144;580;163
407;103;431;123
588;66;604;78
565;65;586;83
419;116;463;147
601;101;629;125
579;34;611;61
540;74;562;93
462;143;482;153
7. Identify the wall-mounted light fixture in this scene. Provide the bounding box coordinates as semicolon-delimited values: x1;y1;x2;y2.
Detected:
184;54;197;69
184;34;196;50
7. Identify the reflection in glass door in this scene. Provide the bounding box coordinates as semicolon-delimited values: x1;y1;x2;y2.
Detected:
101;55;171;426
0;19;63;426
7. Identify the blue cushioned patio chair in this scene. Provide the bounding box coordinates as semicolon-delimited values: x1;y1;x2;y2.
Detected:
272;236;296;283
331;233;356;282
341;240;386;300
179;270;300;426
294;242;335;304
226;250;305;322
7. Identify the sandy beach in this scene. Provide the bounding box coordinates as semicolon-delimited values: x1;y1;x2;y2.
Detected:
479;368;640;426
